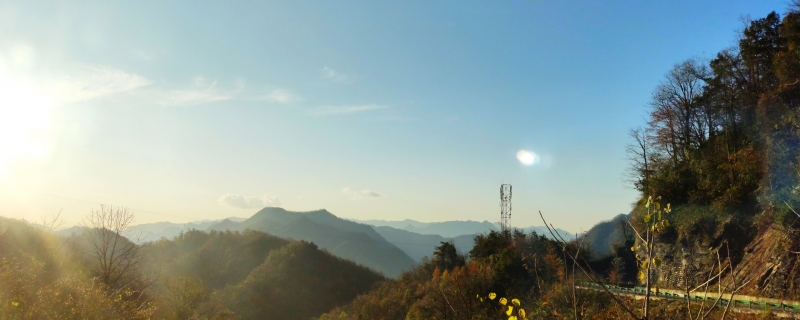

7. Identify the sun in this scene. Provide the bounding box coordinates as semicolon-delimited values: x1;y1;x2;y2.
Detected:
0;65;54;177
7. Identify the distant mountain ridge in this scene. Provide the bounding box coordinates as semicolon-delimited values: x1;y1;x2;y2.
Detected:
127;217;247;242
580;213;632;258
207;208;416;278
354;219;496;237
125;211;578;276
354;218;575;239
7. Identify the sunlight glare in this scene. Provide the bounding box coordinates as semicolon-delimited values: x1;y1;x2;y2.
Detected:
516;149;540;166
0;64;54;177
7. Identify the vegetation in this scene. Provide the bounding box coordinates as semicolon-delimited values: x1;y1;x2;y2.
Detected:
0;208;386;320
317;4;800;320
6;4;800;320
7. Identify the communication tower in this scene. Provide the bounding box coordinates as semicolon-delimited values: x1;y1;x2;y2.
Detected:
500;184;512;231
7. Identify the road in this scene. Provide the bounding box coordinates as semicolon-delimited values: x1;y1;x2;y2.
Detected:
577;282;800;318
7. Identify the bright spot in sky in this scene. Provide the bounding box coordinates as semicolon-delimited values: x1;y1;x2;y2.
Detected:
0;64;54;177
516;149;540;166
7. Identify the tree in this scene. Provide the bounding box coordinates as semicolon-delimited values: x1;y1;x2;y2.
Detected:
82;205;143;289
629;196;670;320
626;127;655;194
432;241;465;271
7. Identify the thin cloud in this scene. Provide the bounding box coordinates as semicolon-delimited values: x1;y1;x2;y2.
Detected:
360;189;385;198
160;88;230;106
218;194;280;209
159;76;232;106
53;65;152;104
308;104;387;116
256;89;300;103
320;66;353;83
342;187;386;199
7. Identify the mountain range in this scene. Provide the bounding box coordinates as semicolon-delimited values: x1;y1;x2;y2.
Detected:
121;208;577;277
205;208;416;278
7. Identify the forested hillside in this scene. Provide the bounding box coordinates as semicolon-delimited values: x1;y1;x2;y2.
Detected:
0;211;385;320
206;207;416;277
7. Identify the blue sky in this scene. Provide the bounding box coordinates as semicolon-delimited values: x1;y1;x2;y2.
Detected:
0;0;788;232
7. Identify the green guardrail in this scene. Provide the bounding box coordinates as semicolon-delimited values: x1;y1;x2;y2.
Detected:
577;282;800;312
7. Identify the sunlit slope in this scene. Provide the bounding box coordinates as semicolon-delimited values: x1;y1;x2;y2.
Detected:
208;207;417;277
223;241;385;320
142;229;385;320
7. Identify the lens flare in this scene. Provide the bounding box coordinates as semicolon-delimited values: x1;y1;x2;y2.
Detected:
0;64;54;177
516;150;539;166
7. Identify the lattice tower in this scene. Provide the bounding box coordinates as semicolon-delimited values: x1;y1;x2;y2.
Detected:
500;184;512;231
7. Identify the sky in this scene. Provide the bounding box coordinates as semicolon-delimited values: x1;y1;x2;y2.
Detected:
0;0;790;232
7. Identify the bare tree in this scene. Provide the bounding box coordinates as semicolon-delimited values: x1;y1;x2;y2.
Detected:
34;209;66;231
626;127;655;194
648;59;709;164
82;205;143;289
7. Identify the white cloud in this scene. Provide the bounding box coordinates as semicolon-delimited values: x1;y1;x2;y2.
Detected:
360;189;385;198
256;89;300;103
218;194;280;209
52;65;152;104
320;66;352;83
160;88;230;106
342;187;386;199
308;104;387;116
159;76;231;106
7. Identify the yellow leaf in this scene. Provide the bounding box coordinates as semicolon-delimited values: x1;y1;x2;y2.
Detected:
506;306;514;315
489;292;497;300
500;297;507;305
519;308;526;318
509;317;518;320
512;298;520;306
11;301;18;307
637;271;645;280
653;258;662;267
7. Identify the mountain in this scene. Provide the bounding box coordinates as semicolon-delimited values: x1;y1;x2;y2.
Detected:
520;226;577;241
356;219;497;237
356;218;575;239
142;228;386;320
207;207;416;278
370;226;474;262
369;224;573;263
113;217;248;243
580;213;631;258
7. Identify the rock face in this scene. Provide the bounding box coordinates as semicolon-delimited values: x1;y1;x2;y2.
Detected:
635;215;761;293
724;226;797;298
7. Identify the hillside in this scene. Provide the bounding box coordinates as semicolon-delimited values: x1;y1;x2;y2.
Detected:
143;229;385;320
207;207;417;277
580;213;631;258
0;215;387;320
